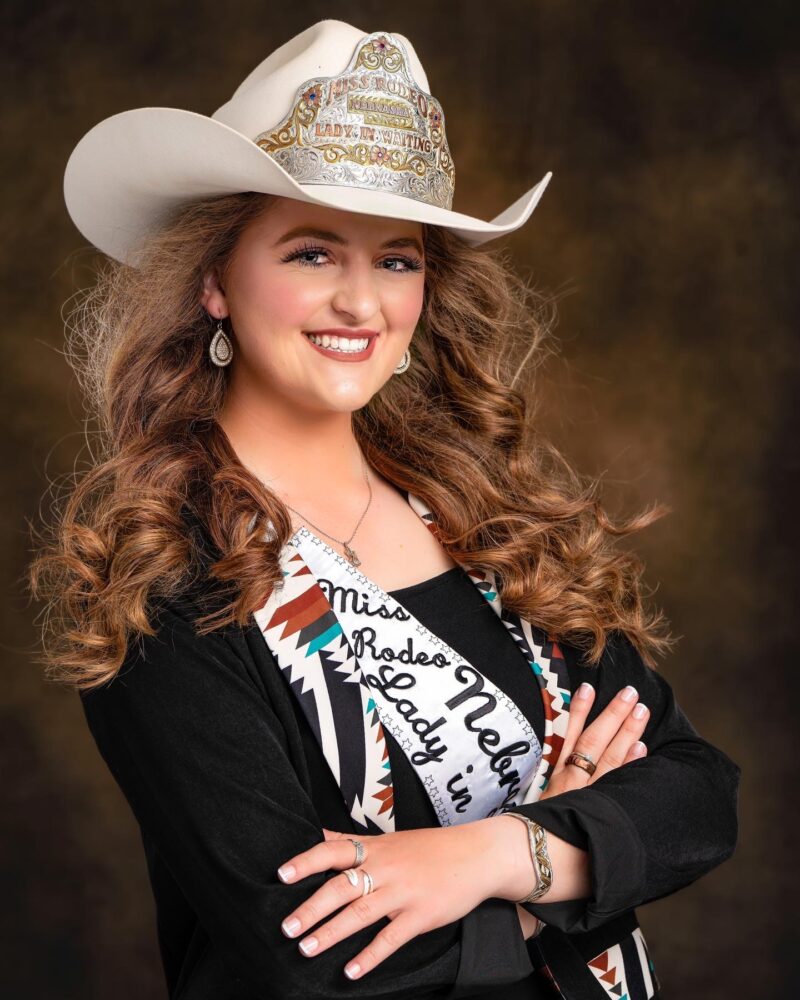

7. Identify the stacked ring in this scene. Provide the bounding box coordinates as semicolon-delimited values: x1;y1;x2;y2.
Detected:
343;867;374;895
346;837;366;867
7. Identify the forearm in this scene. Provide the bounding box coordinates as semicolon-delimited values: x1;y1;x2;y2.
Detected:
475;814;591;905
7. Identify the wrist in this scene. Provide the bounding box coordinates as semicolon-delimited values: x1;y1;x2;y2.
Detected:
477;814;540;902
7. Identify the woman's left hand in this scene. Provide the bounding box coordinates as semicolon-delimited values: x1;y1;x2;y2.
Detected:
277;821;501;980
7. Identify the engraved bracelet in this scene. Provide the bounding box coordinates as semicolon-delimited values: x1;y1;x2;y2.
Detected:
503;811;554;904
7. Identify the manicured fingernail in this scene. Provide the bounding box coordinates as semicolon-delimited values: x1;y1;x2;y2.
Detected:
621;685;637;702
577;682;593;700
278;865;296;882
344;962;361;979
299;936;318;955
632;741;647;756
632;702;648;719
281;917;301;937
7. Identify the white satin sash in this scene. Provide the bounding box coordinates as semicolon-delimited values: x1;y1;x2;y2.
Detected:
252;489;573;834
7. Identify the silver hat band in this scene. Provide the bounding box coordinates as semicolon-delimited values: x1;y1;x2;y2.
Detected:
252;31;455;211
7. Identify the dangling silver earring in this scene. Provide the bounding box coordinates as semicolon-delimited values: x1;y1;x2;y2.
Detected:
209;318;233;367
393;349;410;374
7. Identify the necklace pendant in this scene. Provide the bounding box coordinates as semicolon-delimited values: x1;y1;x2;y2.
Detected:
343;542;361;566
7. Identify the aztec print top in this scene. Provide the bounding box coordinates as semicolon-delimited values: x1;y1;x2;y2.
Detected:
79;512;741;1000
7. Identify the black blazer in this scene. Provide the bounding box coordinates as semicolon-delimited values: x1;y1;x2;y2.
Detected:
79;531;741;1000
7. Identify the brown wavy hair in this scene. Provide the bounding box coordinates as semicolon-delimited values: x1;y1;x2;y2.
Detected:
27;191;677;692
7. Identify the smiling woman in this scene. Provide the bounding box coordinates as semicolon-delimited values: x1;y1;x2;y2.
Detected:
29;17;739;1000
200;199;426;422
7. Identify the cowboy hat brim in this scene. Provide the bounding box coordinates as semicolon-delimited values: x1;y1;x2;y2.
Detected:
64;107;552;266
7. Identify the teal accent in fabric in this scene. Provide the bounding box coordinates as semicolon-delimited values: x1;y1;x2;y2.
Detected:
306;623;342;655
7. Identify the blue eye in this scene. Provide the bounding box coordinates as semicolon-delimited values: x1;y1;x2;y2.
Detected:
280;242;423;272
382;256;424;273
285;247;327;268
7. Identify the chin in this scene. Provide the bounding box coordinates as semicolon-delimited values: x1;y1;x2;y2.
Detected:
330;394;377;413
325;379;387;410
299;389;376;415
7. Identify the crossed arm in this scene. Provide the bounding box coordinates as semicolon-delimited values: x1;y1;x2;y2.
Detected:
274;676;660;978
80;608;740;997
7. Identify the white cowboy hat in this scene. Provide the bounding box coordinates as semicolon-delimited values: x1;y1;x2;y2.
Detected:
63;18;553;267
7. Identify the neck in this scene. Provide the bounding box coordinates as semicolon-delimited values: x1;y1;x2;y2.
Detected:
217;389;367;510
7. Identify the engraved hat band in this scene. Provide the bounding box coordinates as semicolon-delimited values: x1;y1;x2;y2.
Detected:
251;31;455;212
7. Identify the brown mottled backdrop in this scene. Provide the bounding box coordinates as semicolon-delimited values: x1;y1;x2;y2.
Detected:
2;1;796;997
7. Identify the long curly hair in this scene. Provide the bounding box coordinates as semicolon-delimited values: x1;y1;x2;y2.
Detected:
27;191;677;692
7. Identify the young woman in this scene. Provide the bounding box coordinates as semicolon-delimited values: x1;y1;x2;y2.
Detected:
30;20;740;1000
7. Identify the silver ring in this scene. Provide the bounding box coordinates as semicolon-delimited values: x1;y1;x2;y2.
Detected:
361;869;374;895
346;837;366;867
342;867;374;895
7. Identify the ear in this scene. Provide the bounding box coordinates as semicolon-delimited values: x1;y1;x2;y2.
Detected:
200;267;228;319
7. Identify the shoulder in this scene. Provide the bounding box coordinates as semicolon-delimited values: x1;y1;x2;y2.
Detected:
79;590;253;715
77;599;287;776
80;506;278;713
558;628;671;703
559;628;644;672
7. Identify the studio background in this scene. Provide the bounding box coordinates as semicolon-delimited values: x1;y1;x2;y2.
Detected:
2;1;796;997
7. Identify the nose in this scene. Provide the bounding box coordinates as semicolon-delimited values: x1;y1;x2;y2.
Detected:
330;260;381;324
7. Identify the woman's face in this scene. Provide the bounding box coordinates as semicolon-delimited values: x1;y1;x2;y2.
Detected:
201;196;426;417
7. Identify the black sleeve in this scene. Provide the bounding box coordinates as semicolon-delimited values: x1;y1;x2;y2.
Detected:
509;630;741;934
79;602;534;1000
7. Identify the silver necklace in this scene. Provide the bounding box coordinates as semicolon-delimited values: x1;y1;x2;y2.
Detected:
282;451;372;566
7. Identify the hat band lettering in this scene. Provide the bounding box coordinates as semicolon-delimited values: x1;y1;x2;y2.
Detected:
252;31;455;211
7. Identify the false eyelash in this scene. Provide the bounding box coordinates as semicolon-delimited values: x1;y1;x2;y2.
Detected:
280;241;423;272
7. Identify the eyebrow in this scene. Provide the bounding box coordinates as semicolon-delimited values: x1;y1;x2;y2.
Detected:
273;226;424;256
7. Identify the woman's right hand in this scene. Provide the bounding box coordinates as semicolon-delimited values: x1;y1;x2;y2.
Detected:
540;683;650;800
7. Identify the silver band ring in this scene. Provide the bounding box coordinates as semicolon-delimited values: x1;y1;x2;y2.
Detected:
342;867;374;895
565;750;597;776
346;837;366;867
